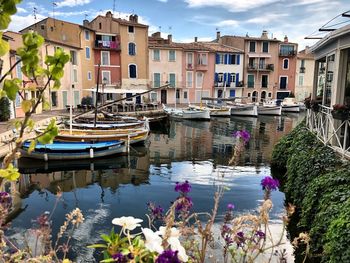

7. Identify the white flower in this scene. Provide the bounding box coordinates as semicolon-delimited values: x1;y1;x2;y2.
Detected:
111;216;143;231
158;226;188;262
142;228;163;254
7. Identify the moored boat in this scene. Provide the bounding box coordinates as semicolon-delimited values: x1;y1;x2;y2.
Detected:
229;103;258;117
20;140;126;161
258;101;282;116
281;98;301;113
163;104;210;120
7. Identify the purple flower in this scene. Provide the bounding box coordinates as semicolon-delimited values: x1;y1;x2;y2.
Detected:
261;176;280;191
112;252;129;263
0;192;11;209
236;231;245;247
175;196;193;212
156;249;181;263
227;203;234;211
174;181;191;194
256;230;265;238
147;202;164;221
232;130;251;144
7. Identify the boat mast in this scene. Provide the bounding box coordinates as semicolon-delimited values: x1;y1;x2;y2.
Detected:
94;64;101;128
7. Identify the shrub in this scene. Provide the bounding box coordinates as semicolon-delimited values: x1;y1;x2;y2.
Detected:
323;199;350;263
0;97;11;121
81;96;93;105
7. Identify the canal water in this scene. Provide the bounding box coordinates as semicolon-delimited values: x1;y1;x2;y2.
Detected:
8;114;303;261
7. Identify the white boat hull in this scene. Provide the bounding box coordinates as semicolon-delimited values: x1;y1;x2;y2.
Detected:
258;106;282;116
282;105;300;113
209;108;231;117
230;105;258;117
163;104;210;120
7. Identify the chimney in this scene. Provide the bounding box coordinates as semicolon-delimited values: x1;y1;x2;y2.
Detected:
194;36;198;42
129;14;138;23
167;34;172;43
284;35;288;43
261;30;268;39
106;11;113;18
152;32;161;38
83;19;89;27
216;31;220;40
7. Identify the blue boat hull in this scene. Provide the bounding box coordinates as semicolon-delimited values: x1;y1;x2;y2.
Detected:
21;141;126;161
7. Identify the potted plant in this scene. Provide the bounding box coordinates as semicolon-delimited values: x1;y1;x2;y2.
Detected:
304;98;311;109
310;100;319;112
331;104;350;120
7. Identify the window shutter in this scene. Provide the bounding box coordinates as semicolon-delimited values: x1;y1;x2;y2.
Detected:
216;54;220;64
236;73;239;86
215;73;219;82
227;73;231;84
237;55;240;65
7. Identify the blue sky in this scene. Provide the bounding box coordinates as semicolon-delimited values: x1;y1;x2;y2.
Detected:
9;0;350;49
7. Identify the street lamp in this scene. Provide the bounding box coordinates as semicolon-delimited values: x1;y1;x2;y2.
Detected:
102;77;107;106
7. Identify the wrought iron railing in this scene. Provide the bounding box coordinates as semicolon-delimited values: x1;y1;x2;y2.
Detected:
306;105;350;158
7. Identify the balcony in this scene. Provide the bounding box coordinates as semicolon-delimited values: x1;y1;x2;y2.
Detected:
300;67;305;73
149;81;184;89
196;63;208;71
94;40;121;50
214;81;244;88
306;105;350;159
247;63;274;72
279;50;296;56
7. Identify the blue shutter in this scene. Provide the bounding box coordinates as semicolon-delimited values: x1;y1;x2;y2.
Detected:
216;54;220;64
227;73;231;84
223;54;227;64
236;73;239;86
223;72;227;82
237;55;240;65
230;90;236;97
215;73;219;82
228;54;232;65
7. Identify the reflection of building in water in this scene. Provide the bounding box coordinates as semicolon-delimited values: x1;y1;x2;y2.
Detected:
149;120;213;165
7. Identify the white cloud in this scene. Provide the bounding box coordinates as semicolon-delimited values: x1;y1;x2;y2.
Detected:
184;0;279;12
54;10;91;17
157;0;168;2
17;7;28;13
8;14;47;32
175;36;213;43
55;0;92;8
288;0;327;7
216;19;239;27
246;13;289;24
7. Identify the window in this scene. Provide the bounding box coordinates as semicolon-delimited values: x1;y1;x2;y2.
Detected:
153;49;160;61
247;75;254;88
128;26;134;33
153;73;161;87
169;73;176;87
280;76;287;89
72;68;78;83
102;71;111;84
268;92;272;97
62;34;66;41
87;71;92;80
283;59;289;69
84;30;90;40
249;41;256;52
15;56;22;79
50;26;54;31
262;41;269;53
219;54;225;64
298;75;304;86
301;59;305;68
70;50;77;65
128;42;136;56
230;73;236;83
51;91;57;107
280;44;295;56
99;23;102;30
218;73;224;82
187;53;193;68
328;54;335;61
262;75;268;88
196;72;203;88
186;71;193;88
40;24;45;30
101;51;110;65
169;50;176;61
230;54;236;65
259;58;266;69
129;64;137;78
183;91;188;99
85;47;90;59
150;92;157;102
197;53;207;65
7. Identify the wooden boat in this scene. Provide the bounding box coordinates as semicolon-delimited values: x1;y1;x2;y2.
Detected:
204;104;231;117
228;103;258;117
258;100;282;116
70;121;145;130
163;104;210;120
281;98;300;113
20;140;126;161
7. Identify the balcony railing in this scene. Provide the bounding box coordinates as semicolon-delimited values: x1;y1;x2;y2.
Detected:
306;105;350;158
149;81;184;89
95;40;121;50
214;81;244;88
247;63;274;71
300;67;305;73
279;50;296;56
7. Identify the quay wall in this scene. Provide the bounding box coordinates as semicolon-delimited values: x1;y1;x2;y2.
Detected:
270;122;350;262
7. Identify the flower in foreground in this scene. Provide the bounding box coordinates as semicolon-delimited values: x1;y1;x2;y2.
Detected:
175;181;191;194
158;227;188;262
227;203;234;211
232;130;251;144
156;249;181;263
261;176;280;191
142;228;163;254
112;216;143;231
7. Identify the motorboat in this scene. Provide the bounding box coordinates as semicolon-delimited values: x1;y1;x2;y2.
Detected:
258;100;282;116
281;98;300;113
162;104;210;120
228;102;258;117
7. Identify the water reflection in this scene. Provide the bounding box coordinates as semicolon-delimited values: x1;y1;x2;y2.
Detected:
8;114;303;261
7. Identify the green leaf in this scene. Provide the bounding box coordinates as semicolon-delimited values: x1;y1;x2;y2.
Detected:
37;119;58;144
27;119;35;130
87;244;107;249
0;164;20;181
0;37;10;56
100;259;116;263
21;100;32;113
100;234;112;243
0;13;11;30
28;140;36;154
3;79;21;100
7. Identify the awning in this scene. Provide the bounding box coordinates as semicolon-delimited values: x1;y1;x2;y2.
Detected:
84;88;148;94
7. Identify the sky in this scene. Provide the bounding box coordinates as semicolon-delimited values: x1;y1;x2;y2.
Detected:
8;0;350;49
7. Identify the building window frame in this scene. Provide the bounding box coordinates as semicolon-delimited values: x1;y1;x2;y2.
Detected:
85;46;90;60
196;72;204;88
168;50;176;62
283;58;289;70
279;76;288;89
247;74;255;88
87;71;92;81
101;70;111;84
262;74;268;88
101;51;110;65
186;71;193;88
84;30;90;41
153;72;161;87
249;41;256;52
187;52;193;68
129;64;137;79
153;49;160;61
262;41;269;53
128;42;136;56
128;25;134;33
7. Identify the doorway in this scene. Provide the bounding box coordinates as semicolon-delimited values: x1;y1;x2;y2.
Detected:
161;90;167;104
